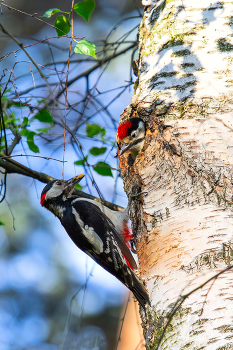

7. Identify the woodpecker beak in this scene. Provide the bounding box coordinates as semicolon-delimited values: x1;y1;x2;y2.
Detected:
120;137;145;156
120;143;130;156
65;174;84;194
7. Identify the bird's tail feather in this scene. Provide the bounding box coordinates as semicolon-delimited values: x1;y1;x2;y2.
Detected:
131;273;150;308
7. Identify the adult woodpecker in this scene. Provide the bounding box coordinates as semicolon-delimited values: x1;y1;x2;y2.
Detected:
116;118;146;159
40;175;150;307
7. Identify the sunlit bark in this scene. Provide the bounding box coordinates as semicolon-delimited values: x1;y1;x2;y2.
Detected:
120;0;233;348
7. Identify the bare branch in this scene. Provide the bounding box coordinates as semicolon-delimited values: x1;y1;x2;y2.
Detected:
0;23;53;95
0;157;123;211
63;0;75;176
0;154;67;162
16;42;136;97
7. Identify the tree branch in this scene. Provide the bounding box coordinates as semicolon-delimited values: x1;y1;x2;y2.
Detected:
0;22;53;95
0;157;123;211
16;43;136;97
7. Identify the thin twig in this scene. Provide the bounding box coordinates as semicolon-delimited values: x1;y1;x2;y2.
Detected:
0;2;69;35
5;198;15;230
0;157;124;211
0;92;8;155
59;265;95;350
16;43;136;97
63;0;75;177
0;154;66;162
0;36;82;62
0;23;53;95
198;277;216;317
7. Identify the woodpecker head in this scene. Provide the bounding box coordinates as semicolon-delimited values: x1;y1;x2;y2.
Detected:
40;174;84;209
116;118;146;159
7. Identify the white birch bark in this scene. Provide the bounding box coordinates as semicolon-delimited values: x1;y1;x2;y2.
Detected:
119;0;233;349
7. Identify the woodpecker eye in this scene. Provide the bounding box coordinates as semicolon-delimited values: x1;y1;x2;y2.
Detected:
56;181;62;186
131;132;136;138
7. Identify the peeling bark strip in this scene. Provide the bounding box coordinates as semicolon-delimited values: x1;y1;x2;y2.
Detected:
119;0;233;349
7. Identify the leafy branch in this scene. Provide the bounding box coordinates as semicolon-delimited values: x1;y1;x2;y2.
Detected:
42;0;96;58
0;1;140;208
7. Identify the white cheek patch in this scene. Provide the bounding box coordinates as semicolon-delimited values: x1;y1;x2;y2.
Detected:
46;185;63;200
130;139;145;159
72;207;104;254
131;139;145;151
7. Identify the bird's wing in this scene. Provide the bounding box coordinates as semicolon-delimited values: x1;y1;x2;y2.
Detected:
71;199;137;270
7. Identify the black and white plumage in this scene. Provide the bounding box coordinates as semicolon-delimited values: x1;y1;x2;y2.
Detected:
40;175;150;307
116;118;146;159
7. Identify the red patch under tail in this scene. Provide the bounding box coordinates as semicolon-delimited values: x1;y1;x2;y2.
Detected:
122;221;134;270
122;221;133;248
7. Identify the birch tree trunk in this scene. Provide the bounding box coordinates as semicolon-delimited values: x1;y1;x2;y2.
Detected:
119;0;233;348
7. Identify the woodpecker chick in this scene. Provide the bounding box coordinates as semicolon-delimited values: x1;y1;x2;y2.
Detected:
117;118;146;159
40;175;150;308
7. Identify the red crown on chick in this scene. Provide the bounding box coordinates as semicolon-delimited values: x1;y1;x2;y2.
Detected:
117;120;133;140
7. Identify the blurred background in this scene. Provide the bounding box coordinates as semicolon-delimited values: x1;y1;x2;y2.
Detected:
0;0;145;349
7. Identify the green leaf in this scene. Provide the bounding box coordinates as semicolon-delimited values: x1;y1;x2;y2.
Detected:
0;136;5;144
54;15;71;37
75;183;83;190
42;8;62;18
37;99;47;104
93;161;113;177
27;131;39;153
89;147;107;156
74;40;96;58
27;131;36;140
3;88;12;93
74;156;88;166
4;117;20;127
86;123;105;138
12;102;28;108
36;127;50;133
1;98;27;109
74;0;95;22
33;110;53;124
23;117;30;126
20;129;28;136
1;97;13;107
0;221;4;226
